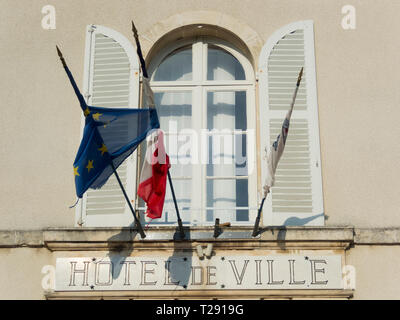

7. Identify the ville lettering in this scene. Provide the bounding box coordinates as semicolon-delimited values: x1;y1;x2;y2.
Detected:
55;255;342;291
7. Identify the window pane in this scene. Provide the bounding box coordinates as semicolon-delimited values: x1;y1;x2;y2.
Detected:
205;134;248;177
154;91;193;177
206;178;249;222
207;91;246;130
206;90;249;222
146;91;193;224
163;179;191;224
153;47;192;81
206;91;248;177
155;92;192;131
154;91;192;173
207;47;245;81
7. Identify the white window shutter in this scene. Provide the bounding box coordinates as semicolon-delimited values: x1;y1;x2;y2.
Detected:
258;21;324;226
75;25;140;227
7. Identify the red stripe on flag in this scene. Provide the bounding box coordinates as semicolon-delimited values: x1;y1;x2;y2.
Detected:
137;130;170;219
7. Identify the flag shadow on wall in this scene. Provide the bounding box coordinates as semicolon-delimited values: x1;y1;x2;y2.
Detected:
106;222;136;280
165;229;192;290
258;213;324;250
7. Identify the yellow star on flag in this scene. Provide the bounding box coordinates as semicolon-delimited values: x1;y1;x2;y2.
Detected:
84;107;90;117
98;144;108;156
92;113;102;121
86;160;94;172
73;166;80;177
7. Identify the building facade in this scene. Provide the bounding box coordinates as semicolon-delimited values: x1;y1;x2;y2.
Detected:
1;0;400;299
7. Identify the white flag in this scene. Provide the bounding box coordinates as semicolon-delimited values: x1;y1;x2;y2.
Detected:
263;107;293;197
263;68;303;197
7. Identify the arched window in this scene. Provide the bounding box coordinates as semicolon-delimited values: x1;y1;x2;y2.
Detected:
146;37;257;226
78;22;323;229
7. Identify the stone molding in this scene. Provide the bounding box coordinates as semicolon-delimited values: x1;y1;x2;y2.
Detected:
1;227;400;250
45;289;353;300
139;10;264;66
0;230;43;248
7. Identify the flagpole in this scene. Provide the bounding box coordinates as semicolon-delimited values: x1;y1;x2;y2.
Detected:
56;46;88;113
131;21;148;78
57;45;146;238
167;171;185;239
110;162;146;239
252;67;304;237
131;20;185;239
252;196;266;237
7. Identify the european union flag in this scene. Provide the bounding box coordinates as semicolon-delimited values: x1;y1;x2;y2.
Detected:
57;46;159;198
73;106;159;198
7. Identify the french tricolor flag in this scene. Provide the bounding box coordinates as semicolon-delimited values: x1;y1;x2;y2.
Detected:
137;129;170;219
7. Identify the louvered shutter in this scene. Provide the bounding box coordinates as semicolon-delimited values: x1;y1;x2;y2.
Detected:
258;21;324;226
75;25;140;227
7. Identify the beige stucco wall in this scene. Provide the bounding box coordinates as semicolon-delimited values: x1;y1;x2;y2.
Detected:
0;0;400;300
0;248;53;299
347;245;400;299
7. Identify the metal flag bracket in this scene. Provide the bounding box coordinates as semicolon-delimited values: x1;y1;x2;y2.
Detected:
213;218;231;238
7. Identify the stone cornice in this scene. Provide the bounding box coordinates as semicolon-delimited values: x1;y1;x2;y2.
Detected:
1;227;400;251
354;228;400;244
47;227;354;251
45;289;354;300
0;230;44;248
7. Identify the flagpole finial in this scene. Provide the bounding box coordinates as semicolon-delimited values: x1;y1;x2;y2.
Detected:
131;20;149;78
131;21;139;40
296;67;304;86
56;45;67;68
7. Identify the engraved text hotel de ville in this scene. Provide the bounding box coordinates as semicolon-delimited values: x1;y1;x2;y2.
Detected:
55;255;343;291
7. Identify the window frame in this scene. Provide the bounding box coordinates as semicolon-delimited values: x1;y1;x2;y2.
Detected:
145;37;258;226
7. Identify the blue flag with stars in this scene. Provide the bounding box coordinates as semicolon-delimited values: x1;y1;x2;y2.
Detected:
58;47;159;198
73;106;159;198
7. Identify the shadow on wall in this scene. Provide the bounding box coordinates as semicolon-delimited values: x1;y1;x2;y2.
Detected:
105;224;193;289
107;222;136;280
165;228;192;290
282;213;324;226
259;213;325;250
